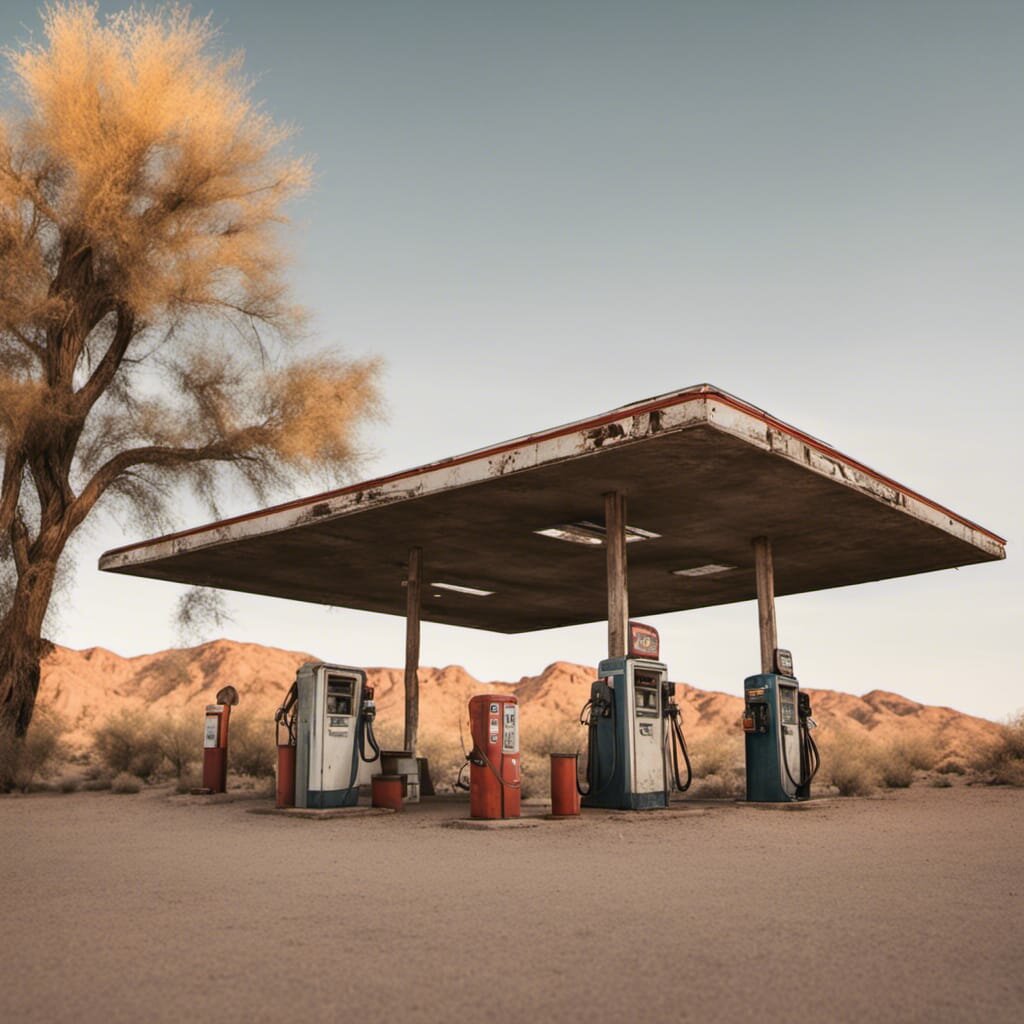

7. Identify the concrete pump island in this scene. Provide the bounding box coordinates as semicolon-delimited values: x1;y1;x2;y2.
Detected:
99;383;1005;817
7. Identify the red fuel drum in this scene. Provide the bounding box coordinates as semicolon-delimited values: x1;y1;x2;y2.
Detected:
468;694;521;819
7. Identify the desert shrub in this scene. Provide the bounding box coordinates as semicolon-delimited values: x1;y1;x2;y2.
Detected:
693;731;744;779
973;713;1024;786
175;768;201;794
92;709;164;779
110;772;142;794
417;728;469;793
890;733;941;771
156;712;202;778
228;710;276;778
931;776;953;788
0;708;66;792
936;758;967;775
59;776;80;793
372;720;405;753
82;776;112;791
879;756;915;789
692;772;744;800
821;727;879;796
519;719;586;800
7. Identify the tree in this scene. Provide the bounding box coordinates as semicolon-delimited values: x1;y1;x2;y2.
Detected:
0;3;381;742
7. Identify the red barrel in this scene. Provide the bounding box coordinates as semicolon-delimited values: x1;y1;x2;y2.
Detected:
550;753;580;816
371;774;404;811
468;694;521;819
201;704;230;793
276;744;296;808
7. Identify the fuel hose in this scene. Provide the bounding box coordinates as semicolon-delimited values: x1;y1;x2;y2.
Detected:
576;692;617;798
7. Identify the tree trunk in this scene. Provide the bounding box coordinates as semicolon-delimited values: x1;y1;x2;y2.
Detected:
0;558;58;740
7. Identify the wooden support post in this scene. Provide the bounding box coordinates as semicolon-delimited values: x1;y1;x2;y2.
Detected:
605;491;629;659
403;546;422;754
752;536;777;674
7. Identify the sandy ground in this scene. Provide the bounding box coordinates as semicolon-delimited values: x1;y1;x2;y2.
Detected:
1;785;1022;1024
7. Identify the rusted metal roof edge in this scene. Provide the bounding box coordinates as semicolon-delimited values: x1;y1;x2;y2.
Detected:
98;383;1006;573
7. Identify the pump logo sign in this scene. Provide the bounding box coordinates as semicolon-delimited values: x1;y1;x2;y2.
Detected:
628;621;660;659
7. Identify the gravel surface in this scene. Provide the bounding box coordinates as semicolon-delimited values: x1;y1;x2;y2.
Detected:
2;785;1022;1023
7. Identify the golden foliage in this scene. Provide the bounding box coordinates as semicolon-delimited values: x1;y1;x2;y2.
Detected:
0;1;381;556
5;2;310;321
1;5;381;740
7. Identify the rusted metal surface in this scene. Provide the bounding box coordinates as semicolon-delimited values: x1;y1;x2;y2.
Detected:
98;385;1006;633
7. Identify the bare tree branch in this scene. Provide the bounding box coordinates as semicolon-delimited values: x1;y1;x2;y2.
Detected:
10;510;30;576
67;432;269;533
4;328;46;362
74;306;136;414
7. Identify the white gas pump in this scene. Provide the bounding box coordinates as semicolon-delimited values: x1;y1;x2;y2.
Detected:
275;661;381;809
579;623;692;810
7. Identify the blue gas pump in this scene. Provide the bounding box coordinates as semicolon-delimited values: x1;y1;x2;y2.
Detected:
579;623;692;811
742;649;820;802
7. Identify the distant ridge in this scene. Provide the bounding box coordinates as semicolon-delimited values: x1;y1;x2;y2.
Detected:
37;639;1002;761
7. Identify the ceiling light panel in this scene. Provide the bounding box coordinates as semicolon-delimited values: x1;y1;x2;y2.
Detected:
430;581;494;597
535;521;661;546
672;564;736;577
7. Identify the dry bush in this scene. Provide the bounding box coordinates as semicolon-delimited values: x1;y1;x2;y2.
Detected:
874;733;933;789
520;720;586;801
692;730;744;779
372;720;405;754
91;709;163;779
417;728;468;793
59;776;79;793
175;768;201;794
973;713;1024;786
820;727;879;796
692;772;745;800
887;733;941;771
156;711;201;778
228;709;276;778
110;772;142;794
931;775;953;788
0;707;66;791
879;756;915;789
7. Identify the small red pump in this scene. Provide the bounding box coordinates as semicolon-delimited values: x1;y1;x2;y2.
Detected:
466;694;521;819
201;686;238;794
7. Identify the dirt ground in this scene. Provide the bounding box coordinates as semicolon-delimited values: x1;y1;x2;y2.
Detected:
1;785;1022;1024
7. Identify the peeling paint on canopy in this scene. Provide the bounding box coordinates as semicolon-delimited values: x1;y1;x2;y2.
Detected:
99;384;1006;633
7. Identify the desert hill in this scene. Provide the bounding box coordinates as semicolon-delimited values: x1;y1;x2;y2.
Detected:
37;639;1002;765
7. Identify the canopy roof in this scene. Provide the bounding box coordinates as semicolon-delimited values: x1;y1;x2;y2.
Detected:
100;385;1005;633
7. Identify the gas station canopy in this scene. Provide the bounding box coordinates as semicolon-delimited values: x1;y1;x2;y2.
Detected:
99;385;1005;632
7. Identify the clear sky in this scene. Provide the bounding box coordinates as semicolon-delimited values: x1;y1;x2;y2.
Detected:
2;2;1020;720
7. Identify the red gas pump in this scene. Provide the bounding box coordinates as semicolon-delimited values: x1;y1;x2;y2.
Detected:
201;704;230;793
201;686;238;794
468;694;521;819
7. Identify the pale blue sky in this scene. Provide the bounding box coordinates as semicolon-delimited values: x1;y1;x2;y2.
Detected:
3;2;1020;719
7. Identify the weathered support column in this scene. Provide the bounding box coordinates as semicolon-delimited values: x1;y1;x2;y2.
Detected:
752;536;777;674
605;491;629;659
403;546;422;754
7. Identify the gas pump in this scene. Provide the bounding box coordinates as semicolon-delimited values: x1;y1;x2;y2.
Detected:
579;623;692;811
461;694;521;819
274;661;381;809
742;648;820;802
200;686;239;794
